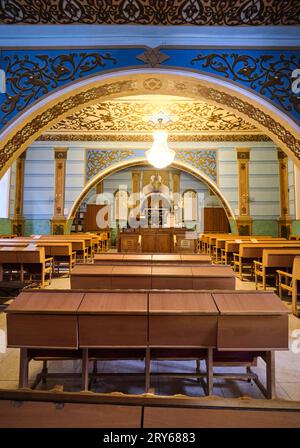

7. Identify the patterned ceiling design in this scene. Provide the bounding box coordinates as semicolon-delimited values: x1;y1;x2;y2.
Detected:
0;0;299;25
48;100;258;136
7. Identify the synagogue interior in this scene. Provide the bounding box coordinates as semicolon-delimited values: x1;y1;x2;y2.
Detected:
0;0;299;430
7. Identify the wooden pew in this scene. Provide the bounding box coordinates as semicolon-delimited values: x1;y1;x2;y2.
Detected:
233;242;300;280
254;249;300;290
0;390;299;428
120;233;142;253
173;234;196;253
277;256;300;317
148;291;218;394
221;238;286;265
5;289;289;400
39;235;92;261
9;237;88;263
0;240;76;273
78;291;148;391
0;246;53;287
70;264;236;290
212;291;289;399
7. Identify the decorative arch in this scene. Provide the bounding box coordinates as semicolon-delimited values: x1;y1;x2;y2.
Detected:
67;157;235;223
0;69;299;181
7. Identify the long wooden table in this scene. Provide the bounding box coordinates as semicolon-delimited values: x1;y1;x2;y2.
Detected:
70;264;235;290
6;289;289;398
94;253;212;265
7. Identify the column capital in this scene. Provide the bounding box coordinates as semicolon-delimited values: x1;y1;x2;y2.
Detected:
277;148;288;160
18;150;27;160
54;147;68;159
236;147;251;160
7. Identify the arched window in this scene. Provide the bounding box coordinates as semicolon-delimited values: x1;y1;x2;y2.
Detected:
182;189;198;221
114;189;129;220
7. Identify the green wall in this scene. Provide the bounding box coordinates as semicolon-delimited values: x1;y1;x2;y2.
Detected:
252;219;278;237
24;219;51;236
0;218;11;234
292;220;300;236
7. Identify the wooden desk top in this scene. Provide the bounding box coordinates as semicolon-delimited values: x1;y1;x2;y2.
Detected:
78;292;148;314
94;254;124;261
71;265;114;275
151;266;193;277
6;291;84;314
180;255;211;262
149;292;218;315
112;266;152;276
191;266;234;277
212;292;290;315
152;254;181;262
123;254;152;261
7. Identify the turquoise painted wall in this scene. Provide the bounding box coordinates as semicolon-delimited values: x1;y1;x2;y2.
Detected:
0;218;11;234
292;220;300;236
24;219;51;236
252;219;278;237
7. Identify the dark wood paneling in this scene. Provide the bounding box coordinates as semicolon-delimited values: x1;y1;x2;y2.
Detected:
204;208;230;233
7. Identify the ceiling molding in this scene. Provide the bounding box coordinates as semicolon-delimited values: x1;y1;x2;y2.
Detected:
0;1;299;27
49;100;258;134
38;133;271;143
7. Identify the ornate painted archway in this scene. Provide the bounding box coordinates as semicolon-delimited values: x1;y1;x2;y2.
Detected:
67;157;235;223
0;69;299;181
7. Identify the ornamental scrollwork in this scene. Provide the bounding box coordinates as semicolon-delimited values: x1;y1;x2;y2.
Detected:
1;51;117;124
50;100;256;133
191;52;300;116
86;149;135;182
176;150;217;182
0;0;299;25
39;133;271;143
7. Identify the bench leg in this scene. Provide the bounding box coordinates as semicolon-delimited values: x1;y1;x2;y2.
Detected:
206;348;213;395
145;347;150;393
266;351;276;399
19;348;29;388
81;348;89;391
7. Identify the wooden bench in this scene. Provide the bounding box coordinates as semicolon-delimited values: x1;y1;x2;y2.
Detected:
0;240;76;274
70;264;235;290
277;256;300;316
254;249;300;290
217;237;282;264
0;246;53;287
233;242;300;280
5;289;289;399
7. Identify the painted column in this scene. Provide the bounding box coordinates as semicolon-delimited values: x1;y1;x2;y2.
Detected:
131;170;141;210
294;164;300;221
236;147;252;235
96;181;103;195
12;151;26;236
172;171;181;226
277;149;292;238
51;147;68;235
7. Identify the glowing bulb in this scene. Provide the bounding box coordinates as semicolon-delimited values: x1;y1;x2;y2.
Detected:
146;129;175;169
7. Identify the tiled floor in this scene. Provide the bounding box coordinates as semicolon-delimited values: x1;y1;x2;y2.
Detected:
0;274;299;400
